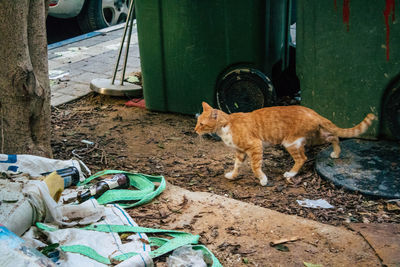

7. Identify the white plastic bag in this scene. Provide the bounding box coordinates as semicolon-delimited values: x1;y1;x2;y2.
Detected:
167;246;207;267
0;175;104;235
0;154;90;180
40;204;153;267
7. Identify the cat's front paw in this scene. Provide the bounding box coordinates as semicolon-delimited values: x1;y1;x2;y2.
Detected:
283;171;297;179
330;152;340;159
225;171;237;180
259;174;268;186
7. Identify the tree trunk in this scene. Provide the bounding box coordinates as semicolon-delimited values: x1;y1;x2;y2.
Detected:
0;0;52;157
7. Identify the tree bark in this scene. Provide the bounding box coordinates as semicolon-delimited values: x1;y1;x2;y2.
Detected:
0;0;52;157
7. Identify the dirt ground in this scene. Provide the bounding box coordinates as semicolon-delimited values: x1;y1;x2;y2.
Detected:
51;92;400;265
128;183;382;267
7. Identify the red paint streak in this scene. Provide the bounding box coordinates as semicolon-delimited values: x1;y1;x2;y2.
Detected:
334;0;338;11
343;0;350;31
384;0;396;61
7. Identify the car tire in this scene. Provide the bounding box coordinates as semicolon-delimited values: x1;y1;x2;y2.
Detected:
216;67;276;114
77;0;130;33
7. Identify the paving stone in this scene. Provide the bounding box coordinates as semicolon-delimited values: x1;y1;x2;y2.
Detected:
48;25;141;107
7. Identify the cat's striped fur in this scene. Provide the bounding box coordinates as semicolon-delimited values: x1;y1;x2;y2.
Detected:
195;102;376;186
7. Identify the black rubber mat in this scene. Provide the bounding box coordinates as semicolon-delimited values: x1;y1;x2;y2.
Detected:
316;139;400;198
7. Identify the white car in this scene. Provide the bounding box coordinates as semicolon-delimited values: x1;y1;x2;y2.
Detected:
48;0;129;33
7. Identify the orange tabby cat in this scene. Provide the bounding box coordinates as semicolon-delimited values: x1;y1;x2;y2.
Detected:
195;102;376;186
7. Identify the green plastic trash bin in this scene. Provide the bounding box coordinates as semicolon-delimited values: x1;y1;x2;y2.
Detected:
297;0;400;139
135;0;293;115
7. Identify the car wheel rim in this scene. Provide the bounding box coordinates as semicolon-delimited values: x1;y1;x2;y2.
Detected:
102;0;129;26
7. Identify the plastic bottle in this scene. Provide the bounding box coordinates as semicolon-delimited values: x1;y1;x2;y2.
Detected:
41;166;80;188
77;173;129;203
0;224;56;266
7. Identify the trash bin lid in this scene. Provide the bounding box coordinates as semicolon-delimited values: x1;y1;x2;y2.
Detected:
316;139;400;198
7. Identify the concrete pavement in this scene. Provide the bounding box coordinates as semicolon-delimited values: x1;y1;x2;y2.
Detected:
48;24;141;106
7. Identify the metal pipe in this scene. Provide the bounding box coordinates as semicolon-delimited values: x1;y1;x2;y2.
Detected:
111;0;135;85
120;3;136;85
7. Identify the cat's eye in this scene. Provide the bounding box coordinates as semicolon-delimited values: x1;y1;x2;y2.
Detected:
199;123;204;126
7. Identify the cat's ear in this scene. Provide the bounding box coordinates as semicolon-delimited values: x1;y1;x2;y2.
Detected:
202;102;212;111
211;109;218;119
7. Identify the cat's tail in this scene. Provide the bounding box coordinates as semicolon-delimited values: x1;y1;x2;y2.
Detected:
320;113;377;138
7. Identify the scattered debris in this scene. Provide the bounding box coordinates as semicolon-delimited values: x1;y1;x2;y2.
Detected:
125;75;140;84
386;199;400;211
167;245;207;267
225;227;241;236
297;199;334;209
274;244;290;252
49;70;70;80
270;236;302;246
81;139;94;146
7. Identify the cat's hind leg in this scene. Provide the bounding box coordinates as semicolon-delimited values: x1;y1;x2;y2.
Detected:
319;129;341;158
246;143;268;186
283;138;307;180
225;150;247;180
327;135;341;158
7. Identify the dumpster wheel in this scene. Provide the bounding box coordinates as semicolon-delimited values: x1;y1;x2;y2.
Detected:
383;85;400;140
216;68;276;114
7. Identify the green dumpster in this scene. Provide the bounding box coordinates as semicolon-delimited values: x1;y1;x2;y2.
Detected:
135;0;293;115
297;0;400;139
